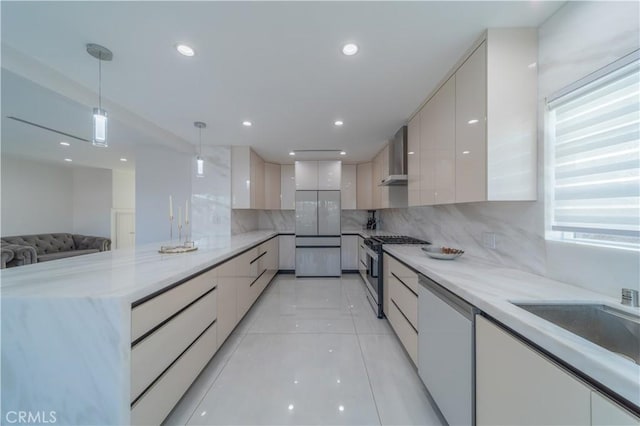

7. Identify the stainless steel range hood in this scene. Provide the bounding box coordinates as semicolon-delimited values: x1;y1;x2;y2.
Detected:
380;125;408;186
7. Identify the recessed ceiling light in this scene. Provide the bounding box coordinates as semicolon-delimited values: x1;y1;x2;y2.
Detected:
64;158;72;162
340;151;346;156
338;405;345;412
176;44;195;57
468;119;479;124
334;120;344;126
60;141;70;146
242;121;252;127
289;151;295;156
462;150;471;155
342;43;359;56
288;404;294;411
408;151;415;155
120;158;128;162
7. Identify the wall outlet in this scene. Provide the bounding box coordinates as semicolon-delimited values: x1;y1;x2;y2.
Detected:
482;232;497;249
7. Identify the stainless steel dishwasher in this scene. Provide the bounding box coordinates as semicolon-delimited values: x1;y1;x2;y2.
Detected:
418;274;478;426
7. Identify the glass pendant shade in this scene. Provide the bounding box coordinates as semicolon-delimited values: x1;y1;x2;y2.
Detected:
92;108;108;147
196;156;204;177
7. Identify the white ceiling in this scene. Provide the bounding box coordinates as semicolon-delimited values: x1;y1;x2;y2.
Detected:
1;1;564;166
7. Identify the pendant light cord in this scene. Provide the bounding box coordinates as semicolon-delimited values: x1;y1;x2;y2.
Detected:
199;127;203;156
98;52;102;110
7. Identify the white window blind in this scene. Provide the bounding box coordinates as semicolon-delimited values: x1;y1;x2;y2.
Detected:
547;51;640;248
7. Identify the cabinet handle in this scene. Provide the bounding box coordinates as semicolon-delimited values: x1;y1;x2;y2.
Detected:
250;251;267;265
250;269;267;287
391;272;418;298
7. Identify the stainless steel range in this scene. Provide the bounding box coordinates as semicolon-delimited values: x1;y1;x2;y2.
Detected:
362;235;430;318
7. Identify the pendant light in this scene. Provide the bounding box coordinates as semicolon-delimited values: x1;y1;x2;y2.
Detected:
194;121;206;177
86;43;112;147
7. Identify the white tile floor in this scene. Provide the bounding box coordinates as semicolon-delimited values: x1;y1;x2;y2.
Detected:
164;274;444;426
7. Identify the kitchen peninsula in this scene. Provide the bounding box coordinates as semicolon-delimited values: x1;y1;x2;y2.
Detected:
1;230;278;425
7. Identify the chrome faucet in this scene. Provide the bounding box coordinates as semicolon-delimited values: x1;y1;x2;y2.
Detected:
621;288;639;307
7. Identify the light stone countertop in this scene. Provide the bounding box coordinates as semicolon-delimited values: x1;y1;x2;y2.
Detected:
0;230;278;303
383;245;640;411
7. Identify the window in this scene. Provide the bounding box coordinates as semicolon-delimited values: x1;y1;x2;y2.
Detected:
547;50;640;250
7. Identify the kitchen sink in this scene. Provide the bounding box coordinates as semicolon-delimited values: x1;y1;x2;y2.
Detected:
513;303;640;365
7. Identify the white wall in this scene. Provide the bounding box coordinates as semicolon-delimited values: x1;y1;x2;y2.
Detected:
538;1;640;297
72;167;112;238
383;2;640;299
112;169;135;210
135;144;192;245
1;156;73;235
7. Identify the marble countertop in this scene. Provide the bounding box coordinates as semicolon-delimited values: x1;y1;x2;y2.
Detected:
0;231;277;303
383;245;640;410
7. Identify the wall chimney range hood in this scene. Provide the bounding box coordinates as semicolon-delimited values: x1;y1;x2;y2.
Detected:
380;125;408;186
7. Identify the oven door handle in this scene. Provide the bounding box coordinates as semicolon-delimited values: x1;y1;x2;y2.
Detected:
364;245;379;259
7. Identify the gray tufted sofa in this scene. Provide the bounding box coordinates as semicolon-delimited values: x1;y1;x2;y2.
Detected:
1;233;111;268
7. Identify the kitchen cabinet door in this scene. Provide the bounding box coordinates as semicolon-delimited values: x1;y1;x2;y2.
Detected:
591;392;640;426
278;234;295;270
357;163;372;210
357;236;367;282
407;114;421;206
295;161;319;190
372;152;382;209
250;150;265;209
455;42;487;203
421;76;455;205
216;261;238;347
280;165;295;210
264;163;281;210
318;161;342;190
476;316;591;426
231;146;251;209
341;235;358;270
341;164;357;210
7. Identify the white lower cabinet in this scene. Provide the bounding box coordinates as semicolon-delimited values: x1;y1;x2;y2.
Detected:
131;321;218;425
385;255;419;365
130;236;280;425
591;392;640;426
476;315;591;426
341;235;358;270
358;236;367;282
279;234;295;270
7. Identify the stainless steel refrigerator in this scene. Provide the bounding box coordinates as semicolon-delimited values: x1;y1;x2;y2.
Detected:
295;190;341;277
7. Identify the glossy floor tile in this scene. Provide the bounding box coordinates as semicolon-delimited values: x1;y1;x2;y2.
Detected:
165;274;444;426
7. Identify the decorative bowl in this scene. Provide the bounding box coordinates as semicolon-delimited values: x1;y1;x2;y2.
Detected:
422;245;464;260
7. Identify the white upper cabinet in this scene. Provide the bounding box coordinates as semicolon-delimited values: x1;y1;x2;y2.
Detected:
455;29;537;202
231;146;269;209
356;162;372;210
455;44;487;203
295;161;342;190
409;28;537;206
295;161;318;190
485;29;537;200
264;163;281;210
250;150;265;209
341;164;357;210
407;115;421;207
232;146;265;209
231;146;251;209
421;75;456;205
280;164;295;210
318;161;342;190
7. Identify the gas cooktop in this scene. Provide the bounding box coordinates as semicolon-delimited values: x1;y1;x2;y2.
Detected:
366;235;430;246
